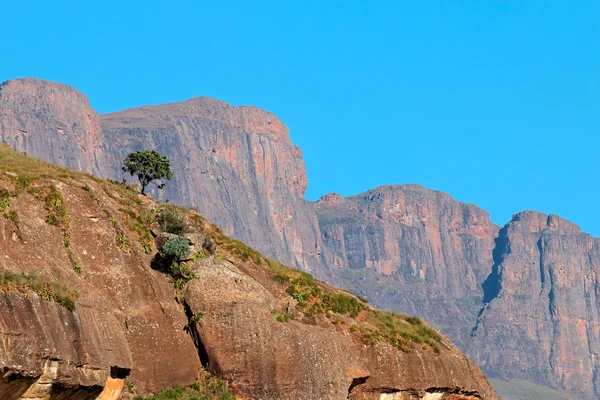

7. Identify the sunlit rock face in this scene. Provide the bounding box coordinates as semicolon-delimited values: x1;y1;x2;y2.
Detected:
467;211;600;400
2;77;599;398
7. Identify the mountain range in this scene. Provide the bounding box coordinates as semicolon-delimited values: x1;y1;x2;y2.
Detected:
1;78;598;399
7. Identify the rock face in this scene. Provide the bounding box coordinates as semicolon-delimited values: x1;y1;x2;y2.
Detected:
467;211;600;399
0;146;498;399
0;78;103;173
1;77;598;399
98;99;328;280
184;257;497;400
0;176;200;398
313;185;499;345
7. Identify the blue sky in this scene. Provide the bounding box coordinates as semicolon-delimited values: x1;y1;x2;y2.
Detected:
2;1;599;234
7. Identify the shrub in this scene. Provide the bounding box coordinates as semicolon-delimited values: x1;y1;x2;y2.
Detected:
163;236;190;260
158;208;188;235
0;188;10;210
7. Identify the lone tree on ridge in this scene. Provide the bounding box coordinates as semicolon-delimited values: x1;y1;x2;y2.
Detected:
122;150;173;195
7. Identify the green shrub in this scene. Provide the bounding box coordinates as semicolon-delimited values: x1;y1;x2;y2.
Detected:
158;208;188;235
163;236;190;260
0;188;10;210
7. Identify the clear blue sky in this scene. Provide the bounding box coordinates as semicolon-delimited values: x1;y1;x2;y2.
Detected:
2;1;599;234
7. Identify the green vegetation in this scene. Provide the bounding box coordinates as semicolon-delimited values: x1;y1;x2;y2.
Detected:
164;236;190;260
359;310;441;354
133;375;235;400
0;188;10;210
158;207;189;235
213;233;263;264
190;312;204;323
73;264;82;274
120;207;154;253
267;259;441;354
116;235;130;250
122;150;173;195
0;270;77;311
0;142;77;192
271;309;290;323
44;185;68;227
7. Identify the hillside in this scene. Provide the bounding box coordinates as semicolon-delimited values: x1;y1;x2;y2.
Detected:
1;78;599;399
0;143;497;399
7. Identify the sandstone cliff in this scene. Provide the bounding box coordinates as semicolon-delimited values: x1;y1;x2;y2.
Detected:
0;144;498;399
98;98;327;281
0;78;103;174
0;78;596;399
313;186;499;346
466;211;600;399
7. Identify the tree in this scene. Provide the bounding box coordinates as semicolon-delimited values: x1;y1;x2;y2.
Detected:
122;150;173;195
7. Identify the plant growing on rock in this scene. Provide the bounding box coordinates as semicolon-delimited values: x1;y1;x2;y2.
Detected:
122;150;173;195
163;236;190;260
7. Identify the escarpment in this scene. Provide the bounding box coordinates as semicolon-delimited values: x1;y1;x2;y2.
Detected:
0;145;498;399
466;211;600;400
2;77;598;399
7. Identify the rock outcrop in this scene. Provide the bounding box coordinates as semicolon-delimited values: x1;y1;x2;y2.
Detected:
0;145;498;399
0;78;103;173
466;211;600;399
98;99;327;280
313;185;499;345
1;77;597;399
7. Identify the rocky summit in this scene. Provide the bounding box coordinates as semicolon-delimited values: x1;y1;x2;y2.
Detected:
0;78;597;399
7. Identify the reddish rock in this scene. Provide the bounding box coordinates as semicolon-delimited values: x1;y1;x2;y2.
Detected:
313;185;499;345
184;257;498;400
466;211;600;399
0;78;103;173
0;178;200;397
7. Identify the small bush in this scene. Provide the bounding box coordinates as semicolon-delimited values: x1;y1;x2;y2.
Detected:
116;235;130;250
0;188;10;210
158;208;188;235
163;236;190;260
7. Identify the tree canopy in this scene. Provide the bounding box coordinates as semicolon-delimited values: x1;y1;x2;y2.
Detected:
122;150;173;195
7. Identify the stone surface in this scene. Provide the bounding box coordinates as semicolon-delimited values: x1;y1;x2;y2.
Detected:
0;78;103;173
184;257;497;400
98;98;328;280
313;185;499;345
1;77;598;399
466;211;600;400
0;178;200;398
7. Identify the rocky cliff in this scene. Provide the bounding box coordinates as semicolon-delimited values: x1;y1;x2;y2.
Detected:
0;144;498;399
0;79;103;174
98;98;327;280
0;77;596;399
466;211;600;399
313;186;499;346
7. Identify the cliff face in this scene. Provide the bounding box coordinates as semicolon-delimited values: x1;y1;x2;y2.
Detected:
98;99;328;280
0;144;498;399
313;186;499;345
0;78;597;399
467;211;600;399
0;79;103;174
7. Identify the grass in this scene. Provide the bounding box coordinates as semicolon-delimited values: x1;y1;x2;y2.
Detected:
212;229;264;264
0;144;441;354
266;258;441;354
0;143;78;191
0;270;77;311
134;375;235;400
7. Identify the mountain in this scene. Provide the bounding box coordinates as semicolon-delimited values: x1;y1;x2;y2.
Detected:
0;143;497;399
0;78;596;399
